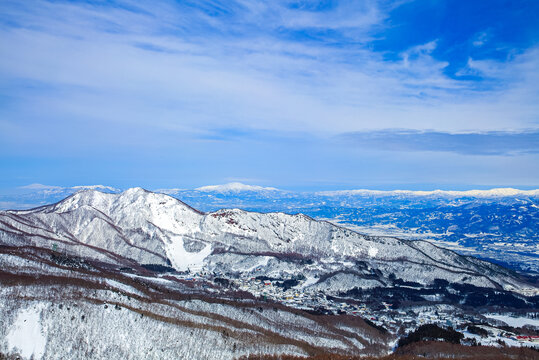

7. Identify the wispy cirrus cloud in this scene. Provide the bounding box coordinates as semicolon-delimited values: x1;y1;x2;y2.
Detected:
340;129;539;155
0;0;538;189
1;0;537;139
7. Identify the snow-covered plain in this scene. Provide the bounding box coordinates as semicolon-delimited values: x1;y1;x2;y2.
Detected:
484;314;539;328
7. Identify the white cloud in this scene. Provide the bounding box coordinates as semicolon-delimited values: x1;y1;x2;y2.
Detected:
0;0;537;146
472;31;489;47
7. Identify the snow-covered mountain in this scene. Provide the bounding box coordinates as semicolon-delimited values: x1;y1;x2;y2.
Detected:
156;182;282;197
0;184;121;210
195;182;280;193
317;188;539;198
1;188;538;359
148;185;539;274
0;188;533;295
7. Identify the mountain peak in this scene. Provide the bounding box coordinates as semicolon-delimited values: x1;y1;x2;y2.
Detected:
195;182;279;193
71;185;120;192
122;187;150;195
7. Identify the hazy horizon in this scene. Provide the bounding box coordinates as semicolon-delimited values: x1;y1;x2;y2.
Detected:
2;181;539;194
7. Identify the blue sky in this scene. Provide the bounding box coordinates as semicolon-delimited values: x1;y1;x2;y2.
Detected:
0;0;538;191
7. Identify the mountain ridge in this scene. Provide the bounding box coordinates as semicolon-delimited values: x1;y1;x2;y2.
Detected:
317;188;539;197
1;188;534;295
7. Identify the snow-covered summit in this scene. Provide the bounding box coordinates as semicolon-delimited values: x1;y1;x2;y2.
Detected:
195;182;280;193
71;185;120;192
48;187;200;218
317;187;539;198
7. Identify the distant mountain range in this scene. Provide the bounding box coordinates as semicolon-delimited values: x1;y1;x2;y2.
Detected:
0;184;121;210
195;182;280;193
316;188;539;197
3;182;537;210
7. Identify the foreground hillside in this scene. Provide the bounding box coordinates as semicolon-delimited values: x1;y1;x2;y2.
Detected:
0;246;388;359
1;188;538;359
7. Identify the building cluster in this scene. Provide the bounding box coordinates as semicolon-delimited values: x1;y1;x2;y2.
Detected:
168;270;539;349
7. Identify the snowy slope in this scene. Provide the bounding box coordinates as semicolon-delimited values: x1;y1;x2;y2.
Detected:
0;248;389;359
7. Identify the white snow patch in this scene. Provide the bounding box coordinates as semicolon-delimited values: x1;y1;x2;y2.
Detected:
242;256;272;272
122;273;175;285
485;314;539;328
164;236;212;271
300;277;320;288
6;304;47;359
104;279;144;296
368;247;379;258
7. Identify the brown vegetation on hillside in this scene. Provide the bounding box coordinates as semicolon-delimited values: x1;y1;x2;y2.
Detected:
240;341;539;360
0;245;391;357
